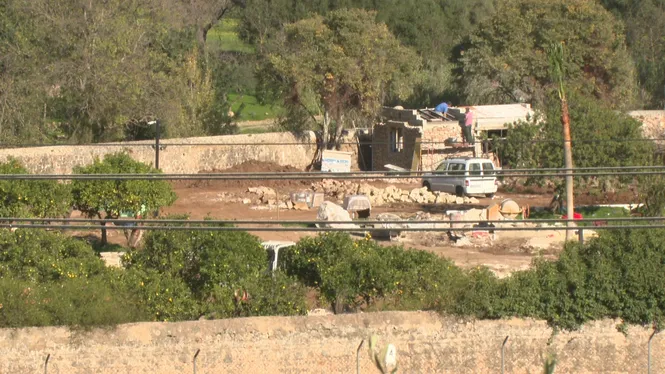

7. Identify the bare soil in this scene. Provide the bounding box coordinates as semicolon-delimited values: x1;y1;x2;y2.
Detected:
89;161;639;277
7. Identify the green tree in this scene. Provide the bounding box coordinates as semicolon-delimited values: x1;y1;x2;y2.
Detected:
601;0;665;108
460;0;636;108
496;93;654;179
71;153;176;245
0;159;72;219
260;9;420;148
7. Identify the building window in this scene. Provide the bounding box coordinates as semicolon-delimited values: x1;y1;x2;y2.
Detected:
390;127;403;152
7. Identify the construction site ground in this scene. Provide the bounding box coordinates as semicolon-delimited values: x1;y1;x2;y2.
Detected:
89;161;638;278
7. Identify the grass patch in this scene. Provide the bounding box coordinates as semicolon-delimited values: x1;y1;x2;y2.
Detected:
279;223;315;228
238;126;273;135
229;93;284;121
207;18;254;54
527;206;630;226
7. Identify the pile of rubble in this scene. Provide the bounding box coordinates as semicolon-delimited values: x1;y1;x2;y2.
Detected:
311;179;479;206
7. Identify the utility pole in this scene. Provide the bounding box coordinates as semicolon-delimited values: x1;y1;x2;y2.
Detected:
148;120;161;170
548;42;575;241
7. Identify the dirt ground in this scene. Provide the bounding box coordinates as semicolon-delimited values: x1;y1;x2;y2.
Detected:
95;161;632;277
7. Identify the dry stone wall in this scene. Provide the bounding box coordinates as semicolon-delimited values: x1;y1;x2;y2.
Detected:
1;312;662;373
0;132;317;174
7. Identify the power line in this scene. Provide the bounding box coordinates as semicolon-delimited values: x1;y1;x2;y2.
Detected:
1;223;663;232
2;217;661;225
0;169;662;180
1;138;665;149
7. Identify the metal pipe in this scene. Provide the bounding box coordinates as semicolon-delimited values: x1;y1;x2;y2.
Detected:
44;354;50;374
356;340;364;374
648;329;658;374
193;349;200;374
501;336;509;374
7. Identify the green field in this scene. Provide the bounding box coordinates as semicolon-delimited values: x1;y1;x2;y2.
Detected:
207;18;255;54
229;93;283;122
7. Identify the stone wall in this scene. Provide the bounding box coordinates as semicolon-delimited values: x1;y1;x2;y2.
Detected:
420;123;473;170
1;312;663;373
372;122;473;171
0;132;318;174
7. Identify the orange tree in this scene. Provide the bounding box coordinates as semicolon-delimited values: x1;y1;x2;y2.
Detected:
71;153;176;245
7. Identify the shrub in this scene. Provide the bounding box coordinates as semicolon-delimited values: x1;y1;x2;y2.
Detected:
0;229;106;282
124;225;306;320
281;233;468;313
0;158;72;218
0;272;149;328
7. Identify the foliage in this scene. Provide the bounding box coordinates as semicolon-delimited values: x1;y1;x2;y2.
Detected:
123;223;306;320
0;229;106;282
281;233;464;312
601;0;665;108
71;153;176;244
495;93;654;181
0;274;149;329
0;159;72;218
0;230;148;328
260;9;420;146
460;0;636;108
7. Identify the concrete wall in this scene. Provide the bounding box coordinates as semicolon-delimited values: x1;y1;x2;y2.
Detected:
1;312;662;373
0;132;317;174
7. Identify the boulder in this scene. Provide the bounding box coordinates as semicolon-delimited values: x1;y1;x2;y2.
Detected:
316;201;357;229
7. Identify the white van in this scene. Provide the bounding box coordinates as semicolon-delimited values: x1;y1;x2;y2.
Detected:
422;158;499;197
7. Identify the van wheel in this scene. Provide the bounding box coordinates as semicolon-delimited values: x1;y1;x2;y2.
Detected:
423;181;432;191
455;186;464;197
485;193;495;198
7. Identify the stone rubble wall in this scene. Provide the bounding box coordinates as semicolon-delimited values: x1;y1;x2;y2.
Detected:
0;131;318;174
1;312;662;374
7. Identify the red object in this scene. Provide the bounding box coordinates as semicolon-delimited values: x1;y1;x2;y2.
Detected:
561;212;583;220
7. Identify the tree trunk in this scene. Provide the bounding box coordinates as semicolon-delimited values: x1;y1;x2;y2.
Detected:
100;221;108;245
322;110;331;149
334;113;345;149
561;97;575;241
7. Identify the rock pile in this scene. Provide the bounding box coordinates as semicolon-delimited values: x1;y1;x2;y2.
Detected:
311;179;479;206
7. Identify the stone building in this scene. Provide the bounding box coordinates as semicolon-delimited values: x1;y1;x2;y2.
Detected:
372;104;535;171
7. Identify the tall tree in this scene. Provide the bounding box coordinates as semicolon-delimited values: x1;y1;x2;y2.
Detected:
459;0;636;109
260;9;420;149
601;0;665;109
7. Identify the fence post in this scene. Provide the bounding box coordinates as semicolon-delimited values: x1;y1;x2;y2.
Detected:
648;329;658;374
501;336;509;374
193;349;201;374
578;228;584;244
44;354;50;374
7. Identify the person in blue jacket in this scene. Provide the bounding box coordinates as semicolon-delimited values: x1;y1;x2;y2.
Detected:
434;102;450;115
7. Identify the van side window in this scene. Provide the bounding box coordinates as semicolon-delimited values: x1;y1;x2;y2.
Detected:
448;163;464;175
469;163;481;176
482;162;495;176
436;162;447;174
